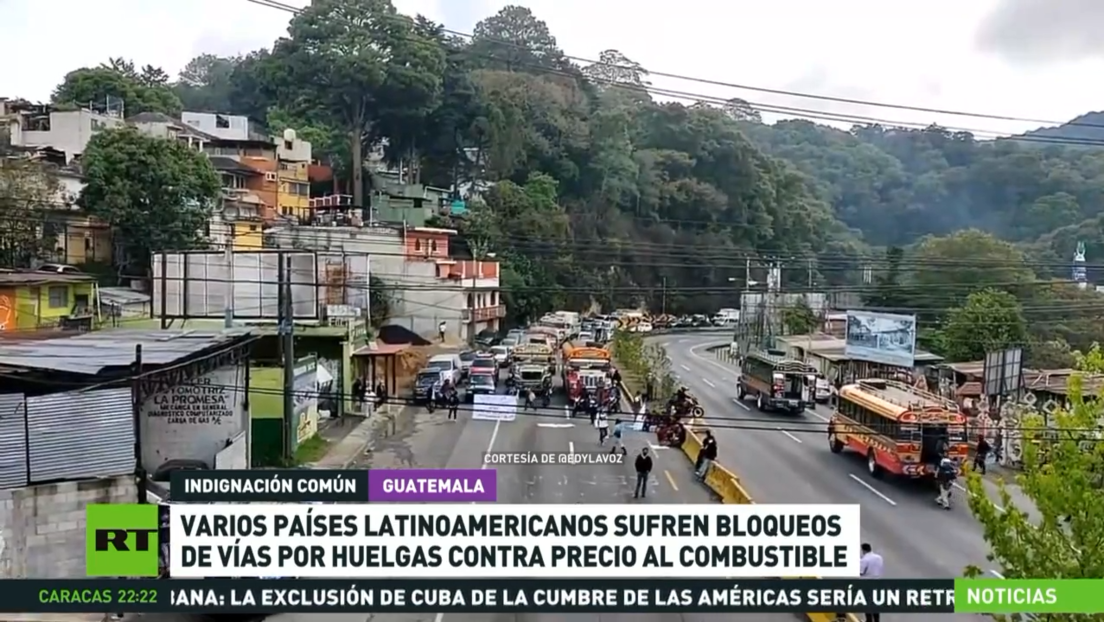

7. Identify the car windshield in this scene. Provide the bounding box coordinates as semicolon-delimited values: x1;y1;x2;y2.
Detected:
501;338;517;347
417;373;439;385
492;347;508;356
470;374;495;386
428;361;452;371
460;352;476;361
473;359;495;368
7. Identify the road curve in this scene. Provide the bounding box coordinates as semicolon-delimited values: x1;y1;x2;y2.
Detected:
659;334;1000;621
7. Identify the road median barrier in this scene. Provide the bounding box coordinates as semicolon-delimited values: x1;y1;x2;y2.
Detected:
679;412;859;622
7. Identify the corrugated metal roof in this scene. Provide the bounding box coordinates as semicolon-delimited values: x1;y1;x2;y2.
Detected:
0;328;254;375
0;272;96;285
99;287;151;305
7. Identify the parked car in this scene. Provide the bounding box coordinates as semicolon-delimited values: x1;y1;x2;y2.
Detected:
459;350;478;377
413;369;444;403
474;329;498;349
466;372;497;401
426;354;462;386
490;345;511;368
471;356;497;377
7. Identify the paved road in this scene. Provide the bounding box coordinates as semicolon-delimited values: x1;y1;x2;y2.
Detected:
351;372;795;622
125;371;796;622
660;334;1007;621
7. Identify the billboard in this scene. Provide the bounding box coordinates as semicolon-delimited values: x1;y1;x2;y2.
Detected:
151;250;370;320
844;311;917;368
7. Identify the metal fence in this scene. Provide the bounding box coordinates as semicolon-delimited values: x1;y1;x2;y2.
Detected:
0;388;134;490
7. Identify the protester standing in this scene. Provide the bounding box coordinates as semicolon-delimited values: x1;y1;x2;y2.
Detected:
634;448;653;499
696;431;718;480
596;409;610;446
859;542;884;622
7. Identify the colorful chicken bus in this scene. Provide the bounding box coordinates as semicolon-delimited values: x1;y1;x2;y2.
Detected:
828;378;968;480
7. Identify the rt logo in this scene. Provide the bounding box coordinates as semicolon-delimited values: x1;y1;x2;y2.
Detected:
85;504;160;577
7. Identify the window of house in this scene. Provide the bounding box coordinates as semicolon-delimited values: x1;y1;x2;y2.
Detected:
216;115;230;129
265;172;277;182
48;286;69;309
414;239;421;251
430;239;438;253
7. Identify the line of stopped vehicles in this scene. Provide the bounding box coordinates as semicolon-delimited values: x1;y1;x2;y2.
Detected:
412;311;623;407
411;309;969;501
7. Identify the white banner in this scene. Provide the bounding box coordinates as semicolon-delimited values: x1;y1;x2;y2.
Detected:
472;393;517;422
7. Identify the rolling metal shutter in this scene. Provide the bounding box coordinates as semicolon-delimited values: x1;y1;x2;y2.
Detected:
26;388;134;482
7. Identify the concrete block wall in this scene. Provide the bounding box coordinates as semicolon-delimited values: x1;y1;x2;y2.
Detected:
0;476;136;577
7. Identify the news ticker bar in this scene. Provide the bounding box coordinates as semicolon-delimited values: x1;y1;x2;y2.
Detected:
172;469;498;503
15;579;1104;614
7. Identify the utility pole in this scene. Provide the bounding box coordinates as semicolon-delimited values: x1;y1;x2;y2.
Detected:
223;230;235;328
807;259;814;289
278;254;295;463
468;260;478;347
660;277;667;315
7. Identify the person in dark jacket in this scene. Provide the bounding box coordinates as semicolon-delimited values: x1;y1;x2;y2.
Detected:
696;431;718;480
634;448;653;499
352;378;365;410
447;391;460;420
973;435;991;474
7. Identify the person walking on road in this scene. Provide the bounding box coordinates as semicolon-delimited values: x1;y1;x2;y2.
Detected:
634;448;653;499
610;419;627;455
524;388;536;411
696;431;718;480
859;542;884;622
596;409;609;445
973;434;991;474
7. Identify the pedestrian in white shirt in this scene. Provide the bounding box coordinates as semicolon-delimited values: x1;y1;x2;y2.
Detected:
596;410;609;445
859;543;884;622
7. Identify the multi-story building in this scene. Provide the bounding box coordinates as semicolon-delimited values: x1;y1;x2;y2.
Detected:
183;113;312;222
4;101;123;162
44;167;112;265
267;221;504;341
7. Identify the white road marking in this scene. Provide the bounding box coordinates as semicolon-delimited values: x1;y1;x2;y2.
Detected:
538;423;574;428
568;441;575;454
805;408;829;422
702;378;716;388
648;442;668;451
732;398;751;411
680;364;691;371
778;428;803;444
848;473;897;506
954;482;1005;513
481;420;500;469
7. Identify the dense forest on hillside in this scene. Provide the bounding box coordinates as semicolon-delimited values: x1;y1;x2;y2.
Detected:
38;0;1104;364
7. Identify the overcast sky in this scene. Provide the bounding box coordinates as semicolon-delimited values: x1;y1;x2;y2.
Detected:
3;0;1103;136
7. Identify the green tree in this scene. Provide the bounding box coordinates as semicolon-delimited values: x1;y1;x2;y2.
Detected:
53;59;182;115
271;0;445;207
173;54;240;112
80;127;219;275
368;275;392;328
965;373;1104;606
582;49;649;88
938;289;1028;361
0;160;62;267
782;299;818;335
469;6;566;72
864;246;908;309
911;230;1035;308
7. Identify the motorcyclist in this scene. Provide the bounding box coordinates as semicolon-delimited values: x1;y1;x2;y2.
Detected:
935;457;957;509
